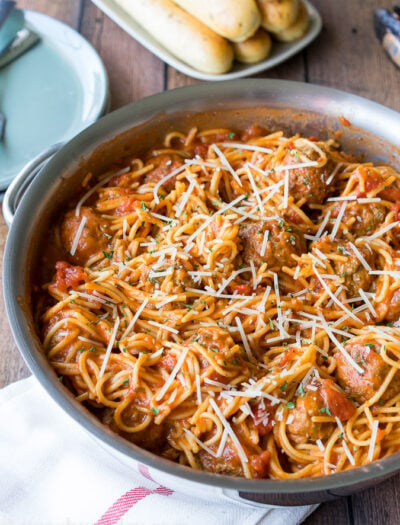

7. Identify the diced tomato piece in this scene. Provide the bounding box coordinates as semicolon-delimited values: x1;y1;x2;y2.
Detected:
53;261;87;293
355;168;383;198
115;197;139;215
380;186;400;202
250;450;271;478
231;283;252;295
279;348;297;366
160;354;176;370
252;402;274;436
318;378;355;421
364;171;382;192
241;125;266;142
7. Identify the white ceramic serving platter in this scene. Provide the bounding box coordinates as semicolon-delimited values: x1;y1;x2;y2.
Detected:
91;0;322;81
0;10;109;189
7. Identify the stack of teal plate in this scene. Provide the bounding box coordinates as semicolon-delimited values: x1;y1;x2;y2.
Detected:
0;9;109;191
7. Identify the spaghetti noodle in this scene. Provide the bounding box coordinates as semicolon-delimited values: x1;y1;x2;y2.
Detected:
37;124;400;479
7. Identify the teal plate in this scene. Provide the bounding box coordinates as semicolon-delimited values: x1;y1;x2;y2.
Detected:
0;10;109;190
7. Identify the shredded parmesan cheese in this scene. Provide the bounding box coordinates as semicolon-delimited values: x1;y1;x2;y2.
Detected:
70;216;87;256
99;317;120;378
222;143;273;154
358;288;377;317
120;298;149;340
211;144;242;187
330;201;347;240
156;347;189;400
235;316;253;361
184;429;218;458
368;420;379;461
148;320;179;334
313;266;360;323
364;220;400;240
342;439;355;466
348;242;372;271
185;194;246;250
209;398;248;465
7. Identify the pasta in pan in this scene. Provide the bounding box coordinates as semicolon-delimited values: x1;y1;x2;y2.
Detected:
37;124;400;479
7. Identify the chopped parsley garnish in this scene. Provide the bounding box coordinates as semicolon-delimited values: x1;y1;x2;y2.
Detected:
319;406;332;416
286;401;295;409
298;383;306;397
151;407;159;415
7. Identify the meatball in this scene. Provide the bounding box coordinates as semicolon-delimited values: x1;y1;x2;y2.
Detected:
238;219;305;268
198;440;270;478
278;145;332;205
336;246;373;297
61;207;110;265
287;391;333;444
335;342;400;405
331;201;386;237
240;125;267;142
198;440;243;476
310;237;374;297
49;261;87;294
375;288;400;323
103;407;166;453
144;153;184;192
287;381;355;444
140;260;194;294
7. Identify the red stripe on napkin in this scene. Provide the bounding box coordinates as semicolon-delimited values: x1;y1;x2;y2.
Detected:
95;477;173;525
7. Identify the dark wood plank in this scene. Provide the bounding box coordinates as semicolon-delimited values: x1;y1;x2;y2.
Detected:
306;497;352;525
352;475;400;525
308;0;400;111
0;217;30;390
80;0;164;109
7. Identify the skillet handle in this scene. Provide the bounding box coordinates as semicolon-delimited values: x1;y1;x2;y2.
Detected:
2;143;62;228
221;488;279;508
222;489;320;510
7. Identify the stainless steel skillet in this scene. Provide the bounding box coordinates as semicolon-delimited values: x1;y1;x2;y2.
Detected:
3;79;400;505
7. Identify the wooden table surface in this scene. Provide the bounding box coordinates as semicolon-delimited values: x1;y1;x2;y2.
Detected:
3;0;400;523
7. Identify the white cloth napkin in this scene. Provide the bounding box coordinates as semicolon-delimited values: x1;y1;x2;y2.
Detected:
0;377;317;525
